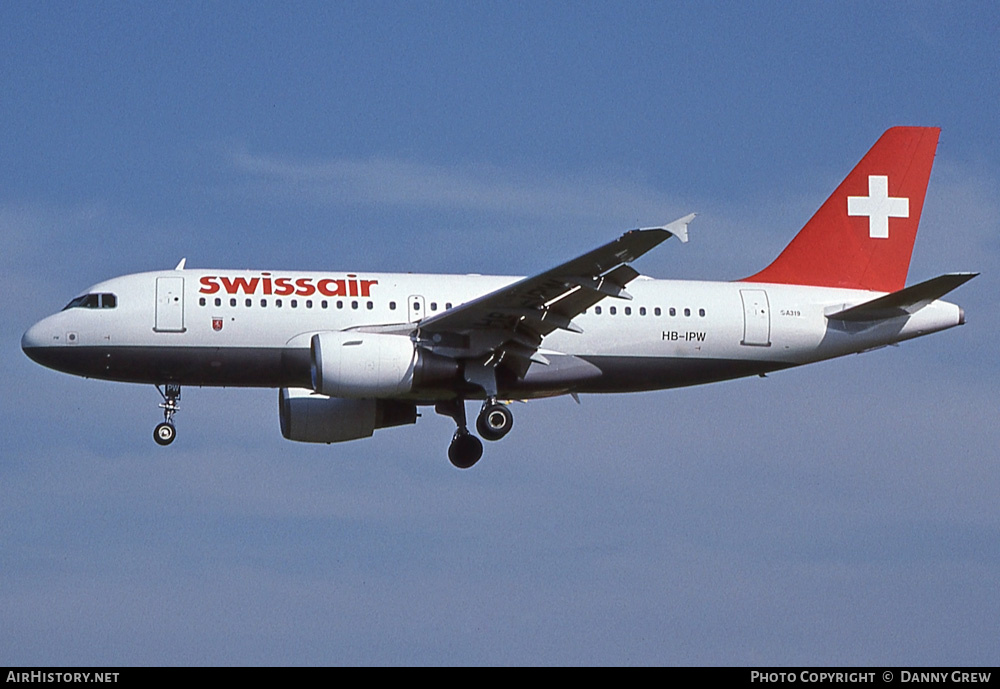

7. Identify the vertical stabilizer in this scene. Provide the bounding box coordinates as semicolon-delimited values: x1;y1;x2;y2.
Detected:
743;127;940;292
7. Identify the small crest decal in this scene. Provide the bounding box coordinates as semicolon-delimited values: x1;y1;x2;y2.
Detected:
212;317;223;332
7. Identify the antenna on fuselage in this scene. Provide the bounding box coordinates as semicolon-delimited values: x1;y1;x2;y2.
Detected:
174;258;187;270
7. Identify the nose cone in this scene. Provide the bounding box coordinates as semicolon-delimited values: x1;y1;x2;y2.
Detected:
22;314;97;378
22;320;49;365
22;316;63;368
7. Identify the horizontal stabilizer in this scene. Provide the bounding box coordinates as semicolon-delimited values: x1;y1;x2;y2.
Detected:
826;273;978;322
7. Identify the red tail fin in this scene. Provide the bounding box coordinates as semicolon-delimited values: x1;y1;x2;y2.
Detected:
743;127;940;292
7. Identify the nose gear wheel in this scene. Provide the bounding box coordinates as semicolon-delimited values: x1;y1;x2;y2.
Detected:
154;384;181;446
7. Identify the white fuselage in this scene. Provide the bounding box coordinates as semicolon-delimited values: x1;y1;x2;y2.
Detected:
21;268;964;400
20;128;971;463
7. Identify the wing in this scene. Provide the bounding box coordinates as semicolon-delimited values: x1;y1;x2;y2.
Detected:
416;214;695;383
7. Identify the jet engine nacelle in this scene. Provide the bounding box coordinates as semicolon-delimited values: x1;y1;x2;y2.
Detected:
310;331;458;397
279;387;417;443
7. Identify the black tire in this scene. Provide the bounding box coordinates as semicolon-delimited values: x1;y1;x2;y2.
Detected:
448;431;483;469
153;422;176;446
476;403;513;441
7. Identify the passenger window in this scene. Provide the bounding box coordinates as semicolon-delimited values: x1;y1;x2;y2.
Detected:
669;307;676;317
276;299;283;308
214;298;222;307
230;298;237;307
260;299;267;307
291;299;298;308
624;307;632;316
246;299;252;307
609;306;617;315
306;300;313;308
389;301;396;311
366;301;373;310
699;308;706;317
640;307;646;316
595;306;602;315
684;308;691;317
199;297;206;307
654;307;661;316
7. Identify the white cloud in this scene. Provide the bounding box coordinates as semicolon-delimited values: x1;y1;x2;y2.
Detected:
229;150;691;228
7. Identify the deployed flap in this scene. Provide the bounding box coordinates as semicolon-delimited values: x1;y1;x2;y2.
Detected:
826;273;977;322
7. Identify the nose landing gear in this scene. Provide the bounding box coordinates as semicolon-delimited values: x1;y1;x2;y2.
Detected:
153;384;181;446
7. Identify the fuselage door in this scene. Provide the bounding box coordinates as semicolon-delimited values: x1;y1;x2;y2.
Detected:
408;295;425;323
740;289;770;347
155;276;186;333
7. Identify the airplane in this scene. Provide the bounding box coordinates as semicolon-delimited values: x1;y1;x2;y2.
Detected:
21;127;976;468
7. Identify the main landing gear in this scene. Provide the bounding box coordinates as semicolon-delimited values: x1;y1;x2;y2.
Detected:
437;397;514;469
476;398;514;441
153;384;181;446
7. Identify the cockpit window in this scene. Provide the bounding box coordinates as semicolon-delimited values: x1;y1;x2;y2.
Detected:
62;293;117;310
63;294;98;310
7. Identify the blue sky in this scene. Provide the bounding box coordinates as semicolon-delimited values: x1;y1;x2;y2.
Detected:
3;2;998;665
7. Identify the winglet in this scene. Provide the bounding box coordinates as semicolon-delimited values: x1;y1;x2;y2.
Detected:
642;213;696;244
174;258;187;271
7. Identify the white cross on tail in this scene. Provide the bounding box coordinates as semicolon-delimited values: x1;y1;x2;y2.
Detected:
847;175;909;239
